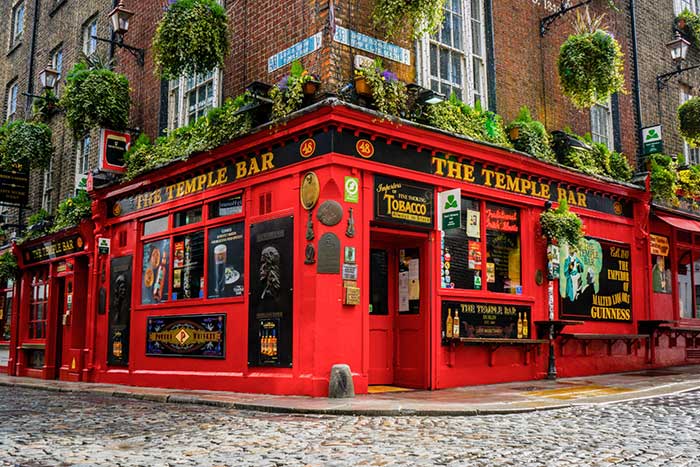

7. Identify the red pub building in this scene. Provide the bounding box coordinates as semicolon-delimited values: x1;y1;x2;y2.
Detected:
8;101;683;396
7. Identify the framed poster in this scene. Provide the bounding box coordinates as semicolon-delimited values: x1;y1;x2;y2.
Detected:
142;239;170;304
108;255;132;366
207;222;245;298
441;300;531;341
248;216;294;367
146;314;225;358
559;238;632;322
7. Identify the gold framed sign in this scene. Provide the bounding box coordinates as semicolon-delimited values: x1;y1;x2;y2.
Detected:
300;172;320;210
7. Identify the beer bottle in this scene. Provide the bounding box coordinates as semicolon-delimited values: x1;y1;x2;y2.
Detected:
517;312;523;339
446;309;453;339
522;314;528;339
453;310;460;338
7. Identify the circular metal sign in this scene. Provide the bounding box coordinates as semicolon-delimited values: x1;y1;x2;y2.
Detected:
300;172;320;210
317;200;343;226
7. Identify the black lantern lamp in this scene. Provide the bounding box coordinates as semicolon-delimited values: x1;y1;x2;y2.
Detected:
657;31;699;90
551;130;592;161
92;0;145;66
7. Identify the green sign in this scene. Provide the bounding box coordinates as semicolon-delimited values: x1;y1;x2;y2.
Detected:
642;125;663;156
438;188;461;230
344;176;359;203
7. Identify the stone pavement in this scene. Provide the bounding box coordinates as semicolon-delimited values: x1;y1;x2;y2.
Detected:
2;365;700;416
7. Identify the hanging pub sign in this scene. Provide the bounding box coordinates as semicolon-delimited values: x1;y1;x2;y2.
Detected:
374;175;434;228
24;233;85;264
248;216;294;367
558;238;632;322
146;314;225;358
441;300;531;342
0;165;29;206
99;129;131;173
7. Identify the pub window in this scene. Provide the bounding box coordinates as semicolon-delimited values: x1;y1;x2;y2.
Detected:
29;269;49;339
209;194;243;218
140;199;245;305
678;250;694;318
0;279;13;341
441;198;521;294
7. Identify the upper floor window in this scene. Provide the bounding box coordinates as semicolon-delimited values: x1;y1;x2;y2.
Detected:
675;0;699;14
51;46;63;96
590;99;613;150
6;81;18;122
168;71;220;129
10;1;24;47
75;134;90;192
681;88;700;165
82;17;98;56
417;0;487;107
42;158;53;212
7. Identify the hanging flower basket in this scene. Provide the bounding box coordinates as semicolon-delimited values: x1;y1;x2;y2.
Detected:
0;120;53;170
539;198;584;247
153;0;229;79
557;11;625;109
679;96;700;147
372;0;447;40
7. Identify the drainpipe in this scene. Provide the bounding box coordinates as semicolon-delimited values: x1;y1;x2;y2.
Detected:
629;0;644;170
24;0;41;114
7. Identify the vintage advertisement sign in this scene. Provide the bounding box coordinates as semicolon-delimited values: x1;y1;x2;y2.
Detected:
108;256;132;366
146;314;225;358
142;239;170;304
0;166;29;206
649;234;669;256
559;239;632;322
374;175;434;228
24;234;85;264
99;129;130;173
248;217;294;367
441;300;531;341
207;222;244;299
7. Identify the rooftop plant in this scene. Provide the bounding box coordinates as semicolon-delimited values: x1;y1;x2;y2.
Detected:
558;10;625;109
270;60;320;120
53;183;92;231
354;58;407;118
153;0;229;79
506;107;556;162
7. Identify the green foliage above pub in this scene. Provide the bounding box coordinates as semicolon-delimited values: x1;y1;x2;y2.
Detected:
153;0;229;79
0;251;18;283
125;94;253;180
354;59;408;118
0;120;53;170
506;107;556;162
270;61;320;120
53;186;92;232
557;12;625;109
62;58;131;136
676;9;700;45
372;0;447;40
426;93;510;147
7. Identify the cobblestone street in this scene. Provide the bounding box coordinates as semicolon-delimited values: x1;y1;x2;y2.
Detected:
0;386;698;466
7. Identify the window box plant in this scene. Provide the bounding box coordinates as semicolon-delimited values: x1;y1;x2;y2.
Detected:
505;107;556;162
539;198;584;247
153;0;229;79
679;96;700;147
557;11;625;109
269;60;320;119
372;0;447;40
676;9;700;45
353;58;407;118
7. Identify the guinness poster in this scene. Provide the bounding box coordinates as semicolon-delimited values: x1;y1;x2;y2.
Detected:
108;256;132;366
248;216;293;367
207;222;245;299
559;238;632;322
374;175;434;228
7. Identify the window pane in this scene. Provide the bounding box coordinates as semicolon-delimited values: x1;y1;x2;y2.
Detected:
430;44;438;78
679;250;693;318
174;207;202;228
442;198;481;290
207;222;245;298
143;216;168;236
142;238;170;304
440;48;449;82
210;195;243;218
485;203;521;294
172;231;204;300
370;249;389;314
453;15;461;48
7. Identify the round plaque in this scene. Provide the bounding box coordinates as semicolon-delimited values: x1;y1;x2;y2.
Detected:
300;172;320;210
317;200;343;226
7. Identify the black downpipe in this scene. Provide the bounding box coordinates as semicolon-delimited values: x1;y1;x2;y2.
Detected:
484;0;497;111
629;0;644;170
24;0;41;114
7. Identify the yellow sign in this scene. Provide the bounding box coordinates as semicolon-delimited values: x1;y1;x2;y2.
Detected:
650;234;669;256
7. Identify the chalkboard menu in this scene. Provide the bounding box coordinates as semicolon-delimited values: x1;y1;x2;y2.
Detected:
559;238;632;322
441;300;531;342
369;249;388;315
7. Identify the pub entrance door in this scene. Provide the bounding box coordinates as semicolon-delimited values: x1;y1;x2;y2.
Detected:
368;229;429;389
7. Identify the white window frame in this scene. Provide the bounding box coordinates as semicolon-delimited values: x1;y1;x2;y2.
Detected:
42;159;53;212
167;70;221;130
10;1;24;47
82;17;98;56
590;99;614;150
6;81;18;121
51;46;63;96
681;89;700;165
416;0;488;107
75;134;91;192
675;0;700;14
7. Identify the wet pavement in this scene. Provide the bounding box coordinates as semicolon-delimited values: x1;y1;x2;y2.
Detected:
0;384;699;466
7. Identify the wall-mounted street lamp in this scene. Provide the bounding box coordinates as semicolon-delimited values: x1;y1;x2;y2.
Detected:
92;0;145;66
23;63;61;101
657;31;700;90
